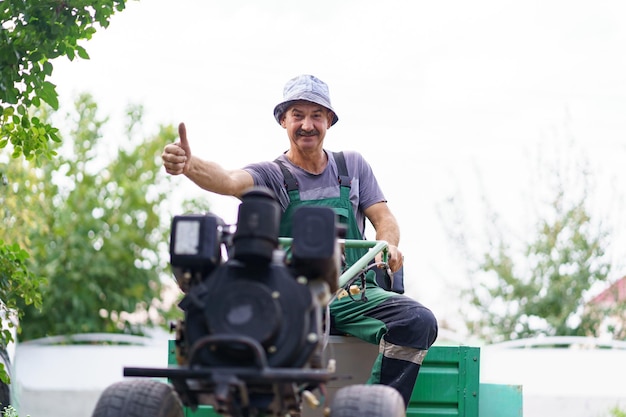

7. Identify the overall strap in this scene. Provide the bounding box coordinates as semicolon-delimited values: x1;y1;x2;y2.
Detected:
274;159;298;192
275;152;350;191
332;151;351;188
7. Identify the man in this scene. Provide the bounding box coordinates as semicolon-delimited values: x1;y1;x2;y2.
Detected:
161;74;438;407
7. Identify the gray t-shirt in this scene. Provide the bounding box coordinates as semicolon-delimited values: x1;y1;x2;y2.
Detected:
243;150;386;239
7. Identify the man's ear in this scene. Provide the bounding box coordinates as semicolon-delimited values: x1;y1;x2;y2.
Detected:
327;112;335;127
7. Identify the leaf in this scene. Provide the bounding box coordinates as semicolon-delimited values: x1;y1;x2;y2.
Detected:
43;60;54;76
75;45;90;60
49;128;62;143
3;106;15;117
4;87;18;104
39;81;59;110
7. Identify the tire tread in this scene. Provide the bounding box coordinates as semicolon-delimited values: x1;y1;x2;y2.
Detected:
330;384;405;417
91;379;183;417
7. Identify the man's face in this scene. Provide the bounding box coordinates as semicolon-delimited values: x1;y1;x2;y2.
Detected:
281;101;334;151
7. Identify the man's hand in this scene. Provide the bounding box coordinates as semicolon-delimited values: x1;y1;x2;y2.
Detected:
386;244;404;273
162;122;192;175
374;244;404;273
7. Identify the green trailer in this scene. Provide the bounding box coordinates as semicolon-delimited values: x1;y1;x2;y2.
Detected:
170;341;523;417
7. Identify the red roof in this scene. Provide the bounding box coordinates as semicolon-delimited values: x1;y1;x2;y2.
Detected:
591;276;626;305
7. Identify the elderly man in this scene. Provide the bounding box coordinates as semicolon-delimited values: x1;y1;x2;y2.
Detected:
161;74;438;407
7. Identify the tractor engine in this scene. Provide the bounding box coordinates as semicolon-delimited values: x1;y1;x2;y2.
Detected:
167;187;341;415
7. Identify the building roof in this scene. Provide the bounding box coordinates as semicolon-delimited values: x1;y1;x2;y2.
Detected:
590;276;626;305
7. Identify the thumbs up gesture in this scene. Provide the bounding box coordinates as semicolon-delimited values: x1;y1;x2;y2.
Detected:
162;122;192;175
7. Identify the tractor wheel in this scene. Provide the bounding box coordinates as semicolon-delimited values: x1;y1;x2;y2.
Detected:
329;384;405;417
91;379;184;417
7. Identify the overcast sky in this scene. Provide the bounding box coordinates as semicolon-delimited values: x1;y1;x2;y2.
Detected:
50;0;626;332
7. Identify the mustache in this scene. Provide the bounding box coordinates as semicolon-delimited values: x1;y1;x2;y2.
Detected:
297;130;319;136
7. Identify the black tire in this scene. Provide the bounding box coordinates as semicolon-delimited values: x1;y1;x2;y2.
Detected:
91;379;184;417
329;384;405;417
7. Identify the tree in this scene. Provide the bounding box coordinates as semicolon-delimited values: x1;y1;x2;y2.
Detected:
467;192;611;343
1;0;127;161
440;138;621;343
6;94;184;340
0;149;47;381
0;0;127;381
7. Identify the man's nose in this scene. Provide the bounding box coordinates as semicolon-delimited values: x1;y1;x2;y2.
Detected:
301;116;314;131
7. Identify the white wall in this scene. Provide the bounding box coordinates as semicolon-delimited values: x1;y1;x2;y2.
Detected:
12;333;169;417
481;343;626;417
11;334;626;417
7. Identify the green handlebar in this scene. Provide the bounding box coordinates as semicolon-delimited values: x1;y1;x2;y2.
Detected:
277;238;389;288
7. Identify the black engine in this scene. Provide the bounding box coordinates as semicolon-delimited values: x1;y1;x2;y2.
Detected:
166;186;342;416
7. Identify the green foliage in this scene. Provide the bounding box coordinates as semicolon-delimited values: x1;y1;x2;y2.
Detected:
0;165;47;381
0;242;45;312
6;94;183;340
608;406;626;417
0;0;130;383
1;0;127;162
2;405;29;417
464;193;612;342
0;155;48;316
441;140;620;343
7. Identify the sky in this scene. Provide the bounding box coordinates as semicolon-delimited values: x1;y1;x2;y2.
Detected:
49;0;626;333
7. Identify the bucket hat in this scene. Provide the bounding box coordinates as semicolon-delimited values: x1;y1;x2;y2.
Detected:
273;75;339;126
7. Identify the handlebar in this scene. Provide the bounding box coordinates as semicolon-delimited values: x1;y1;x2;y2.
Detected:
278;238;389;289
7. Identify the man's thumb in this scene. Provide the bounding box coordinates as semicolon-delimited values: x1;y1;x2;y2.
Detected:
178;122;190;149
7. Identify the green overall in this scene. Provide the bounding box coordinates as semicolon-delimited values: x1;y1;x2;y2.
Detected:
275;153;437;406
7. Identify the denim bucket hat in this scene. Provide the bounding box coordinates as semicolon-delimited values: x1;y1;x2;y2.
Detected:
273;75;339;126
